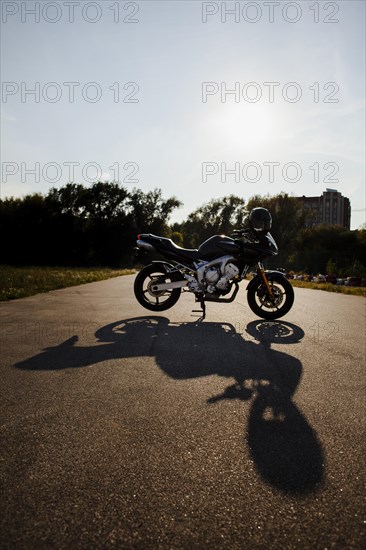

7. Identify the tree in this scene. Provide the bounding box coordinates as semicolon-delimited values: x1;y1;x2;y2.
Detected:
0;183;182;267
245;193;307;266
47;183;87;217
0;194;55;265
83;182;129;221
128;188;182;236
326;259;337;275
180;195;247;247
294;224;365;274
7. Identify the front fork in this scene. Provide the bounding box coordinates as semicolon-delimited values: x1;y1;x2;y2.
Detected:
258;262;275;301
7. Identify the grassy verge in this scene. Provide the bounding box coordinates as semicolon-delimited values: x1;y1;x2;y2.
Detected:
0;265;135;301
290;279;366;297
1;266;364;302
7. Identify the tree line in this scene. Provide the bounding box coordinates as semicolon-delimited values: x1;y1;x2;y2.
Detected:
0;183;180;267
1;182;365;275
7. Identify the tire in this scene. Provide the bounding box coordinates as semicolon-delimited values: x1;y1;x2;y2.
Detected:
134;263;183;312
247;274;294;320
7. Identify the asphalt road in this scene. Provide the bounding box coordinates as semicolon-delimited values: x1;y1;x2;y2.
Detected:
1;275;365;549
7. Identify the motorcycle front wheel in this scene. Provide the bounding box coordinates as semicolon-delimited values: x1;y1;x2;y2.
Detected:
134;263;182;312
247;274;294;320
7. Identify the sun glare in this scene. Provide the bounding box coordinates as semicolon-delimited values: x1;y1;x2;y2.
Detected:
206;103;277;154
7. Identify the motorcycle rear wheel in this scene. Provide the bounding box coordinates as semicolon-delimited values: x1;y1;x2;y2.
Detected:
247;275;294;320
134;263;182;312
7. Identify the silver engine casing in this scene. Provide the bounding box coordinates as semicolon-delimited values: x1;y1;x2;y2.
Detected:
216;263;239;290
205;267;220;284
204;262;239;293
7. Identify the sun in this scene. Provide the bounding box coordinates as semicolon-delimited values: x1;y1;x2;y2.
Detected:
204;102;276;154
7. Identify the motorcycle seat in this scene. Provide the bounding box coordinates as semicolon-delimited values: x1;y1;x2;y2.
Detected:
150;235;201;261
160;237;201;260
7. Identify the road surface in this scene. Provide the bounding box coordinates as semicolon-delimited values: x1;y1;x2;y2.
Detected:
1;275;365;548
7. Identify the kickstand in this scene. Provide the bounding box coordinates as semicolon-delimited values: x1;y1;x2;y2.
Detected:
192;299;206;320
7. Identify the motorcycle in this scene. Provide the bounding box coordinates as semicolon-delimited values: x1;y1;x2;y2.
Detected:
133;208;294;320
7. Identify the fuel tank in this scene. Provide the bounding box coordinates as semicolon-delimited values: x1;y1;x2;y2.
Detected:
198;235;241;259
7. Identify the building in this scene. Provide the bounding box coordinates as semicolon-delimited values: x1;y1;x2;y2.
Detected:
300;189;351;229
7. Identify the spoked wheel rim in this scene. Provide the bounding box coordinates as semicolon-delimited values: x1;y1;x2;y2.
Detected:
142;271;175;308
254;282;287;314
247;274;294;320
134;263;182;312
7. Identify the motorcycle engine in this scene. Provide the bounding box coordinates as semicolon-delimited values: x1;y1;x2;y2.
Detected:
205;263;239;293
216;262;239;290
205;267;220;284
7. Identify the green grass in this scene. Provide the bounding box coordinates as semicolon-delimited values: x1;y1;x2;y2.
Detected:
1;265;364;302
290;279;366;297
0;265;135;301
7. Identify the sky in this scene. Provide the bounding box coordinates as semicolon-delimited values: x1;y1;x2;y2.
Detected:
1;0;365;229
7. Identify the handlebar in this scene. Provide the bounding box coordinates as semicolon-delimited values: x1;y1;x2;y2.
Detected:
232;229;255;242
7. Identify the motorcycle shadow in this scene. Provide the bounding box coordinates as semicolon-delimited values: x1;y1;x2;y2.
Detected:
14;316;324;495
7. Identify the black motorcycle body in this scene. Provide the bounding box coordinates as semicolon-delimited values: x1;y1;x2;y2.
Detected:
133;229;294;320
